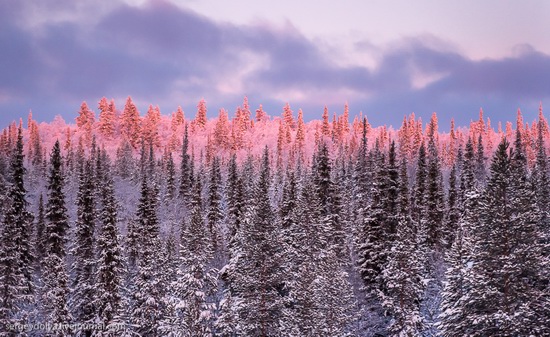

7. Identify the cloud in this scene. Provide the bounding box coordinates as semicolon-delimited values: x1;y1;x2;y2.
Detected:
0;0;549;130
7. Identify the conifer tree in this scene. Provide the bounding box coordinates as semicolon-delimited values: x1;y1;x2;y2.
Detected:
255;104;267;123
195;99;208;129
131;167;164;335
76;101;95;145
95;167;125;335
425;137;445;249
206;156;223;255
97;97;116;139
444;163;460;248
35;194;46;265
70;160;97;336
381;157;424;336
179;124;192;201
222;147;284;336
461;137;549;335
164;175;217;336
120;96;141;149
413;142;427;230
225;154;244;254
165;150;176;200
313;142;345;259
322;106;330;136
357;145;389;297
475;133;486;186
282;102;295;129
43;140;72;335
142;105;161;148
0;126;34;333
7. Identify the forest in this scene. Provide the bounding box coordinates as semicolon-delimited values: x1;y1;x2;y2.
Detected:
0;96;548;336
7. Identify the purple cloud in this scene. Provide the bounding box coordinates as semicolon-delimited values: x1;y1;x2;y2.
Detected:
0;0;548;131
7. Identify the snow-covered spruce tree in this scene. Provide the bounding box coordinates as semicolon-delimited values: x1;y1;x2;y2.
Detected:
43;140;72;335
352;119;371;232
278;167;310;336
380;157;424;336
206;156;223;257
70;159;97;336
357;143;389;296
532;109;550;292
443;162;460;249
221;147;284;336
385;141;399;238
438;137;482;337
412;141;427;236
474;133;486;186
418;136;446;335
130;168;165;336
0;125;34;334
313;141;346;260
459;138;476;202
165;150;176;200
162;175;217;336
425;137;445;250
462;136;549;335
179;124;192;202
35;194;46;266
95;166;125;336
225;154;245;255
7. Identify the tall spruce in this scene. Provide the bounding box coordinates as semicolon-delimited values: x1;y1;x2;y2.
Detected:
95;167;125;335
43;140;72;335
462;137;549;335
0;126;34;334
381;157;424;335
70;160;97;336
206;156;223;255
131;164;164;335
179;124;192;201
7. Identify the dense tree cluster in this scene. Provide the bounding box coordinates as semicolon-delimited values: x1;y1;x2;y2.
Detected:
0;98;548;336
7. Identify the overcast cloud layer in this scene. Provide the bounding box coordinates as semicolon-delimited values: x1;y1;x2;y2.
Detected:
1;0;549;130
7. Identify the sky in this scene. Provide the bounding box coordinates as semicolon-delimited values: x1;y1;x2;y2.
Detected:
1;0;550;130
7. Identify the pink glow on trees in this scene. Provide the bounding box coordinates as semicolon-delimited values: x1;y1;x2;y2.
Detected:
120;96;141;149
195;99;208;129
76;101;95;145
98;97;116;139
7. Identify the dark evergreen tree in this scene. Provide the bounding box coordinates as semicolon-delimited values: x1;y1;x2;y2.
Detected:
413;141;427;232
474;133;486;186
95;168;125;335
163;175;217;336
532;112;550;293
165;150;176;200
0;126;34;334
313;142;345;259
206;156;223;253
35;194;46;265
461;137;549;335
357;145;388;294
225;154;245;254
444;163;460;248
131;170;164;335
381;157;424;335
179;124;192;201
222;147;284;336
425;137;445;249
43;140;72;335
70;160;97;336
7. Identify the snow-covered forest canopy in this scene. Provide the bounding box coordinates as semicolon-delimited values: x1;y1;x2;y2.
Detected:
0;96;549;336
